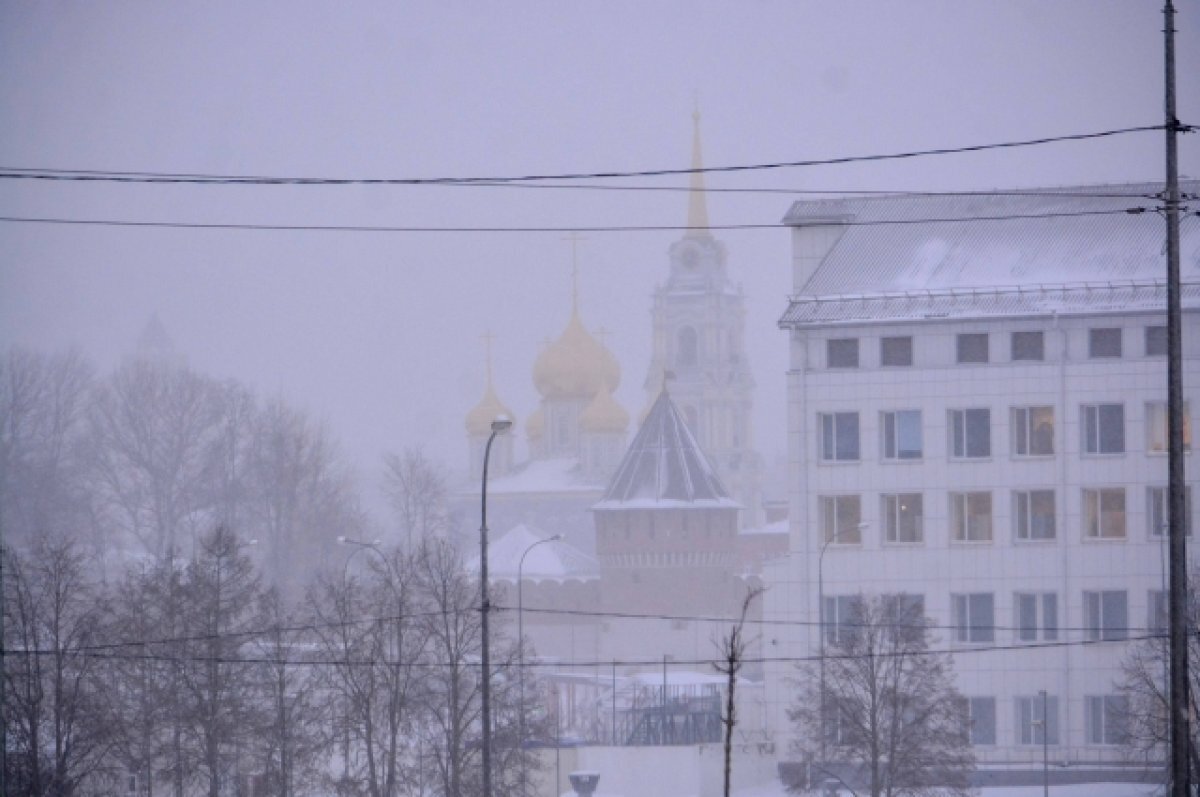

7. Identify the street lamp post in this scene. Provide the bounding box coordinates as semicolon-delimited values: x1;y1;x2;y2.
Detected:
480;416;512;797
816;521;866;773
517;533;564;797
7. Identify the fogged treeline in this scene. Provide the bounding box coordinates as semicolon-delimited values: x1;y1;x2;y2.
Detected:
1;348;545;797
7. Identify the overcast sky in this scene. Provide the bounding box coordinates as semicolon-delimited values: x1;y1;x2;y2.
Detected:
2;2;1197;497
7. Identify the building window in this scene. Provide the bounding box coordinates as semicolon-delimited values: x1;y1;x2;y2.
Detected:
1016;695;1059;745
1089;327;1123;358
1146;325;1168;356
880;335;913;366
1012;330;1045;361
1149;589;1168;634
882;493;923;543
821;495;862;544
1148;485;1193;536
883;592;925;624
1012;406;1054;456
951;491;992;542
819;412;860;462
1085;695;1129;745
1084;488;1126;539
881;410;922;460
677;327;698;367
1014;489;1056;540
1084;590;1128;641
1082;403;1125;454
827;338;859;368
950;408;991;459
952;592;994;643
822;594;863;645
967;697;997;746
1146;401;1192;453
956;333;989;364
1015;592;1058;641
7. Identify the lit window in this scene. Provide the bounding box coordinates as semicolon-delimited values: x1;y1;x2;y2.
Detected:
1084;590;1128;641
1013;489;1056;540
951;492;992;542
950;408;991;459
1082;404;1125;454
951;592;994;642
1148;485;1193;537
1085;695;1129;745
1011;330;1044;361
1084;488;1126;539
880;336;913;366
1012;406;1054;456
956;333;989;364
819;412;860;461
1146;401;1192;453
1016;695;1059;746
820;495;862;544
882;493;923;543
1146;325;1167;356
881;410;922;460
1089;327;1122;358
827;338;859;368
1014;592;1058;641
967;697;997;746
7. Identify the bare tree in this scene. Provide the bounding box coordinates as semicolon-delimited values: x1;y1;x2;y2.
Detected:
2;537;112;796
714;586;765;797
381;447;448;550
176;527;264;797
243;397;359;599
0;349;95;551
789;594;973;797
1119;573;1200;781
87;359;227;561
308;545;426;797
249;589;327;797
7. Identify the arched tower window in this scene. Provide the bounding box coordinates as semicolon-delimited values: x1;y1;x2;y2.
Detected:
677;327;699;367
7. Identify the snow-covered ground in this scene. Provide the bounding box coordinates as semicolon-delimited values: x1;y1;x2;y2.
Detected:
569;782;1164;797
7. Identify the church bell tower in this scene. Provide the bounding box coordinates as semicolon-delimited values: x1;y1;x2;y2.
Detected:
643;111;764;528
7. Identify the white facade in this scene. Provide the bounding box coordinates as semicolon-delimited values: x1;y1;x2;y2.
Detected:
764;184;1200;779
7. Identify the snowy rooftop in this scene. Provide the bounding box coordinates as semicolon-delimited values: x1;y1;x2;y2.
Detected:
781;181;1200;307
469;523;599;582
594;390;738;511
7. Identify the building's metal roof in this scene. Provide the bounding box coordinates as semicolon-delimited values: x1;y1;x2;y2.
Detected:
782;182;1199;297
595;390;737;510
778;182;1199;325
780;280;1200;327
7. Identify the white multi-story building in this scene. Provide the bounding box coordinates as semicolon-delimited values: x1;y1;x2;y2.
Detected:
764;183;1199;786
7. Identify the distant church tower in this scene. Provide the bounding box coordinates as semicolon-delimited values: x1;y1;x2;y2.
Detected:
465;334;514;480
644;112;764;528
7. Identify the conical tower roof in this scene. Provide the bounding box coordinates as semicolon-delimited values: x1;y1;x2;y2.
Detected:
594;389;737;509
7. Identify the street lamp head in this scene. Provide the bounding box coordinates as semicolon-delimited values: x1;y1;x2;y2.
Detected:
491;415;513;435
336;535;348;544
550;533;564;541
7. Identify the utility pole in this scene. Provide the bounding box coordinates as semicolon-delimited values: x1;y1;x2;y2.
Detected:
1162;2;1191;796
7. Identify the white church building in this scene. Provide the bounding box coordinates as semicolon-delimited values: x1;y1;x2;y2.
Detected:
763;182;1199;786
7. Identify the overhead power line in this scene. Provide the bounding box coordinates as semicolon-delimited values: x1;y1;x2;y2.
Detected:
0;208;1153;235
8;631;1163;671
0;124;1176;187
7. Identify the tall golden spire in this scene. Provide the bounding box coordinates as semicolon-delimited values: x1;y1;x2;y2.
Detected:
686;108;712;239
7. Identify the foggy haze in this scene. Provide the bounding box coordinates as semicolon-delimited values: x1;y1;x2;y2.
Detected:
3;2;1197;491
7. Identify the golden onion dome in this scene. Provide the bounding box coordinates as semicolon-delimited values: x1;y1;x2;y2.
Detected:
526;407;545;440
532;311;621;400
465;384;514;437
580;386;630;434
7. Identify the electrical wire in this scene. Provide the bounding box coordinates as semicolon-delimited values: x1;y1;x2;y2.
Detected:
5;631;1167;670
0;124;1176;187
0;208;1154;235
